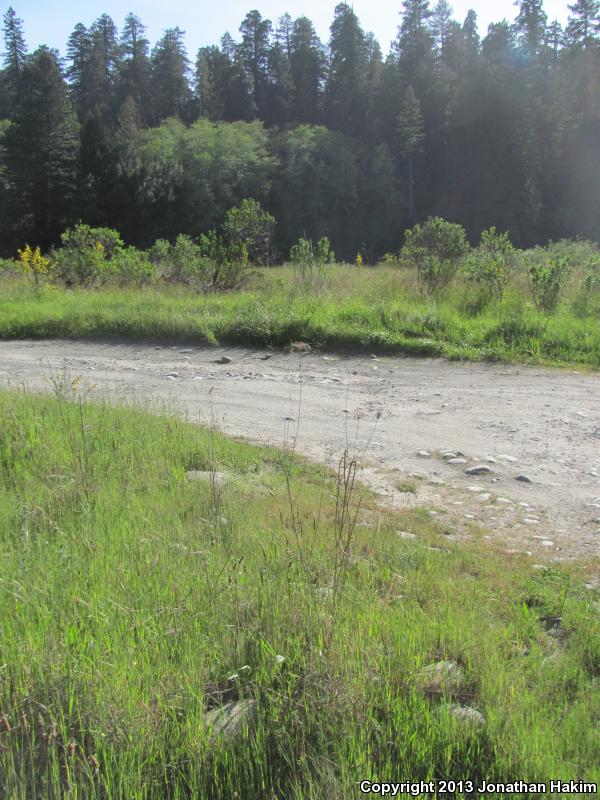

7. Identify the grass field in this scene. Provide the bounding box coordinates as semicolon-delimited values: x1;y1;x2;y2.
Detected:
1;385;599;798
1;264;599;367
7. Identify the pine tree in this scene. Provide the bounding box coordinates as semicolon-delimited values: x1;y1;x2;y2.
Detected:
239;10;272;118
514;0;548;57
151;28;192;122
396;85;424;221
196;45;228;119
545;20;563;59
324;3;369;136
566;0;600;48
276;13;293;55
394;0;433;74
66;23;91;107
118;13;152;122
67;15;119;122
462;10;480;60
4;47;79;243
429;0;454;60
290;16;325;123
79;107;121;225
2;7;27;112
265;42;293;125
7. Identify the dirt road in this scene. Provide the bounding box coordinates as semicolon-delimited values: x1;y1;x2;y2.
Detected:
1;339;599;561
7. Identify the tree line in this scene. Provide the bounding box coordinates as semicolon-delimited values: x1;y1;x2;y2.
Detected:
0;0;598;260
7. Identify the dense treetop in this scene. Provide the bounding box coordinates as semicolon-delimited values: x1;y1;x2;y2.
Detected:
0;1;598;258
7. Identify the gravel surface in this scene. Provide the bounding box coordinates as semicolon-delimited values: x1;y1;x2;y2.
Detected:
2;339;599;561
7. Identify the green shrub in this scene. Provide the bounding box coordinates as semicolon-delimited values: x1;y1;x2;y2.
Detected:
52;224;123;286
0;258;18;273
198;230;250;290
147;232;250;291
466;227;515;299
112;247;156;286
402;217;469;294
572;255;600;317
289;236;335;293
525;252;571;314
147;235;210;288
222;198;275;265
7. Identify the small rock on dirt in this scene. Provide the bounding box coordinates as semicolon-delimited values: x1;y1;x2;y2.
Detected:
214;356;232;364
447;457;467;465
416;450;430;458
515;474;532;483
290;342;311;353
465;465;493;476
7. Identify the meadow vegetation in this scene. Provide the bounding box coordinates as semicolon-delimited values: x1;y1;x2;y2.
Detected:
0;386;598;798
1;210;600;367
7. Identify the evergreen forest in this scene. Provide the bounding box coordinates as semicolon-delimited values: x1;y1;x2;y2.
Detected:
0;0;598;260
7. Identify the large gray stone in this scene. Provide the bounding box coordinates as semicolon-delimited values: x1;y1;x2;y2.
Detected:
204;700;258;739
417;661;465;695
465;465;493;476
450;705;485;726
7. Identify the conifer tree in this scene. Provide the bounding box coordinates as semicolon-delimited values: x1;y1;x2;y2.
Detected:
239;10;272;118
324;3;369;136
2;6;27;112
396;84;424;221
4;47;79;243
290;16;325;123
566;0;600;48
514;0;548;56
429;0;454;60
151;28;192;122
118;13;152;122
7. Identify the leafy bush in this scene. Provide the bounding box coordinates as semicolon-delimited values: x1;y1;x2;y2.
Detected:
525;252;571;314
112;247;156;286
402;217;469;294
148;235;210;288
198;230;250;290
222;198;275;265
52;225;123;286
148;232;250;291
289;236;335;294
0;258;18;274
466;227;515;299
572;254;600;317
542;238;600;269
381;252;401;267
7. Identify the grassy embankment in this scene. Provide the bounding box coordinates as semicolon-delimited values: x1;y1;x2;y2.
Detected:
1;264;599;366
0;386;599;797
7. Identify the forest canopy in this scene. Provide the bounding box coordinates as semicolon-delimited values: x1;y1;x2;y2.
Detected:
0;0;598;259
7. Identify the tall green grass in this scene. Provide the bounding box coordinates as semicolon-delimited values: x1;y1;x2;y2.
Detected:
0;386;598;797
1;265;599;366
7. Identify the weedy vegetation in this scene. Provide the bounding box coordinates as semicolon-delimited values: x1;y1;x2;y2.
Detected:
1;210;600;367
0;386;598;798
